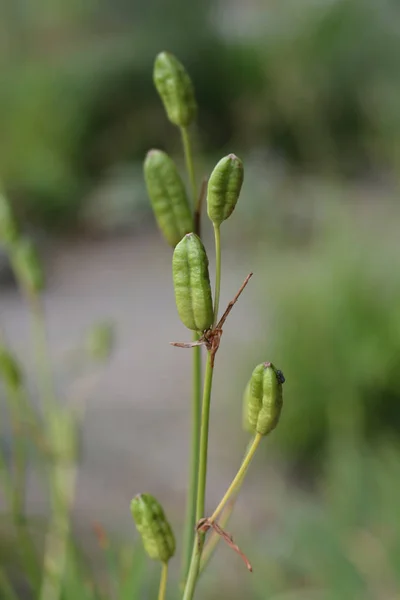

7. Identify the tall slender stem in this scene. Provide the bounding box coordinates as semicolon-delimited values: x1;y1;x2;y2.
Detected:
158;563;168;600
180;126;197;211
213;224;221;326
182;352;214;600
209;433;262;523
199;438;254;574
179;123;203;584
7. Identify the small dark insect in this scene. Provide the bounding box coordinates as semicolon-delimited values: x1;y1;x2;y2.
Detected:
276;369;285;384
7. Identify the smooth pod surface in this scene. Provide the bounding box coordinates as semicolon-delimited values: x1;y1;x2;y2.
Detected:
172;233;213;332
153;52;197;127
144;150;193;247
207;154;244;226
130;493;176;563
244;362;284;436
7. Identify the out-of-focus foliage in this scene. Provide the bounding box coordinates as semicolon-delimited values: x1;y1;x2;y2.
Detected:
1;0;400;229
245;189;400;466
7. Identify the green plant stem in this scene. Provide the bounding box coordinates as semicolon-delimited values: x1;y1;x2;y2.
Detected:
209;433;262;523
199;438;254;574
180;127;197;213
39;459;78;600
180;122;203;585
182;352;215;600
181;340;201;584
213;224;221;326
158;562;168;600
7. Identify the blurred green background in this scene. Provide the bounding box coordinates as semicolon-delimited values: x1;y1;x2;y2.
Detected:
1;0;400;598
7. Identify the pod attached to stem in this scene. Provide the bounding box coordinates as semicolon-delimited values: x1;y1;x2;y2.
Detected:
144;149;193;247
130;493;176;563
153;52;197;128
243;362;284;436
172;233;213;332
207;154;244;227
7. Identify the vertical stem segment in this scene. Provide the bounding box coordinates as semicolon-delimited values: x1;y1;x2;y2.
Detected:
179;123;203;584
212;224;221;326
180;127;197;213
182;352;214;600
158;562;169;600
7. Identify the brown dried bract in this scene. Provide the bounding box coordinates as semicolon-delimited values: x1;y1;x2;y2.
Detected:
196;517;253;572
171;272;253;366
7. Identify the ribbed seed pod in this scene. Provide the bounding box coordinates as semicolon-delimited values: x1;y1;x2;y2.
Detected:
144;150;193;247
130;493;176;563
207;154;244;227
243;362;284;436
12;239;44;294
153;52;197;128
0;346;22;391
172;233;213;332
0;192;19;246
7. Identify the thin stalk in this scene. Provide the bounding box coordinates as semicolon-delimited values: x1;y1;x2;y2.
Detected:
179;122;203;584
182;352;215;600
209;433;262;524
180;127;197;212
199;438;254;574
181;339;201;583
212;224;221;326
158;562;168;600
39;461;78;600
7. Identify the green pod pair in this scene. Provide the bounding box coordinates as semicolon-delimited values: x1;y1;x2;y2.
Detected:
130;493;175;563
207;154;244;227
12;239;44;295
0;346;22;391
243;362;284;436
153;52;197;128
144;150;193;247
172;233;213;332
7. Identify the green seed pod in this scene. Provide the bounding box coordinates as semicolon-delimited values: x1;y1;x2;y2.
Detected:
153;52;197;127
172;233;213;332
144;150;193;247
0;191;19;246
130;493;176;563
0;346;22;390
12;238;44;294
243;362;284;436
207;154;244;227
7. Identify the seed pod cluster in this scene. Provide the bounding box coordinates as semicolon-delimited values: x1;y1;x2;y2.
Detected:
12;238;44;294
243;362;284;436
153;52;197;128
172;233;213;332
207;154;244;227
0;346;22;390
130;493;176;563
144;150;193;247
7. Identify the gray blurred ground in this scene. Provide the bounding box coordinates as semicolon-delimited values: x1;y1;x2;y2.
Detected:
1;231;272;540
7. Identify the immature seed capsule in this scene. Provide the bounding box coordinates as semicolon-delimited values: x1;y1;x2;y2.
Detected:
130;493;176;563
243;362;284;436
0;191;19;246
172;233;213;332
0;346;22;390
144;150;193;247
153;52;197;128
12;239;44;294
207;154;244;227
